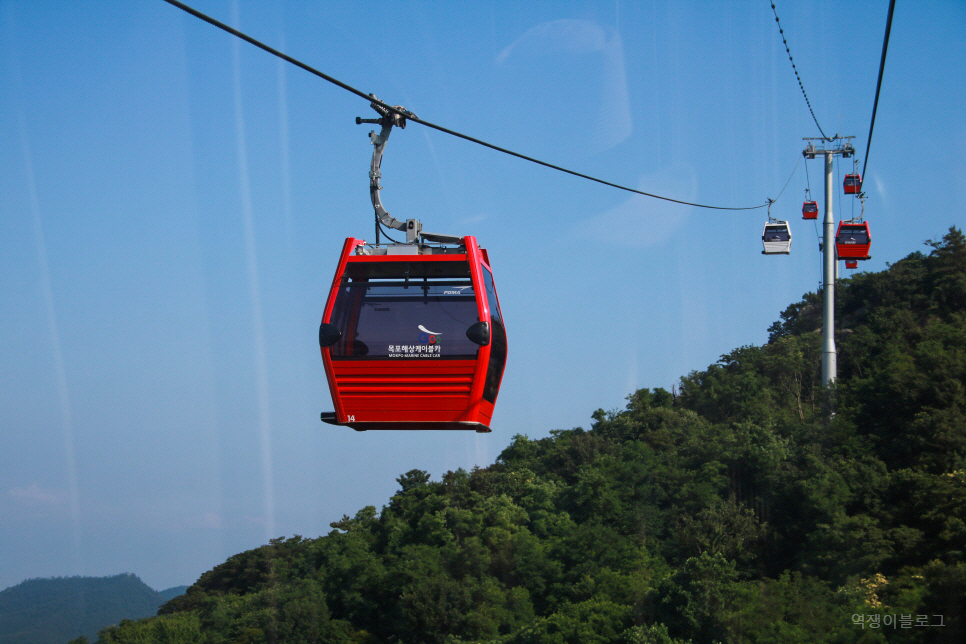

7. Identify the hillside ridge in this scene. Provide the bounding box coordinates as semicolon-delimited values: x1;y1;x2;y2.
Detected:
96;228;966;643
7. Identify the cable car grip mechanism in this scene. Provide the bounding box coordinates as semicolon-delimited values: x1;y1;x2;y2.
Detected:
357;96;461;247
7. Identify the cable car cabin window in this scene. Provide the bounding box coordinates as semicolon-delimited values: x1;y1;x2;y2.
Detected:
482;266;507;403
329;261;480;359
482;266;503;324
838;227;869;244
763;227;790;242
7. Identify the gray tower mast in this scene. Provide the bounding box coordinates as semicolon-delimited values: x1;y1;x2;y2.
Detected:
803;136;855;392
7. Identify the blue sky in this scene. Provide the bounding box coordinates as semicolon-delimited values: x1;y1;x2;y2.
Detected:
1;0;963;592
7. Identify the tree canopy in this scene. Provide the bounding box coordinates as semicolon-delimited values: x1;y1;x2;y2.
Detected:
96;228;966;644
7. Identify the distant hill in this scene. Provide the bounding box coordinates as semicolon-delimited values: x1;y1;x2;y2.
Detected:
156;586;189;604
0;574;185;644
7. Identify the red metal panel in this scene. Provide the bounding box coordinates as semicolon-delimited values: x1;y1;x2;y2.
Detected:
333;359;477;420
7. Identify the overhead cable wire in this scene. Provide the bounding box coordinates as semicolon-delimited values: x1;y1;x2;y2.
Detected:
770;2;832;141
773;155;801;203
836;156;843;221
804;155;811;194
861;0;896;181
162;0;774;211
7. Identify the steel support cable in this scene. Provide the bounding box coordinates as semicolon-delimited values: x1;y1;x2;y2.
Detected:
804;155;812;194
770;2;832;141
836;156;843;221
802;158;820;242
774;155;801;203
162;0;775;211
862;0;896;182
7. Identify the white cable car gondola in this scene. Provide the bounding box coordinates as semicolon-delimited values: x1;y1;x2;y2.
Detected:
761;201;791;255
761;199;792;255
762;221;792;254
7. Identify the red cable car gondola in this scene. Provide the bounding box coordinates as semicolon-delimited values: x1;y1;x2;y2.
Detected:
802;200;818;220
845;260;858;269
318;98;507;432
835;220;871;260
319;237;507;432
844;173;862;194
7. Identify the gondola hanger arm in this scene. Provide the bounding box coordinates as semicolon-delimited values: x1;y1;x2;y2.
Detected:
358;97;461;246
358;97;411;239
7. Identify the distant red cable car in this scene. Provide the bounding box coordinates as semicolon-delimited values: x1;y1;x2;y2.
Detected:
845;260;858;269
318;236;507;432
835;221;871;260
802;200;818;220
844;173;862;194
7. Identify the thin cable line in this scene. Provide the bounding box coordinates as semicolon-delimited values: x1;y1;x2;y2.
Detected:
162;0;772;211
773;155;801;203
770;2;832;141
377;221;403;244
836;156;843;221
862;0;896;181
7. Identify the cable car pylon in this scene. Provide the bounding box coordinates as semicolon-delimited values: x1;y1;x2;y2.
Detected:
803;135;855;401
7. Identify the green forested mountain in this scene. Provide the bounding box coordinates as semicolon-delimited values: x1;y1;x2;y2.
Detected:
96;229;965;644
0;574;184;644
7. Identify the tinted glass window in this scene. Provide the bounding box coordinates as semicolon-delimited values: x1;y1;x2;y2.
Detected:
838;227;869;244
481;266;507;403
329;261;480;359
764;227;790;241
482;266;502;324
